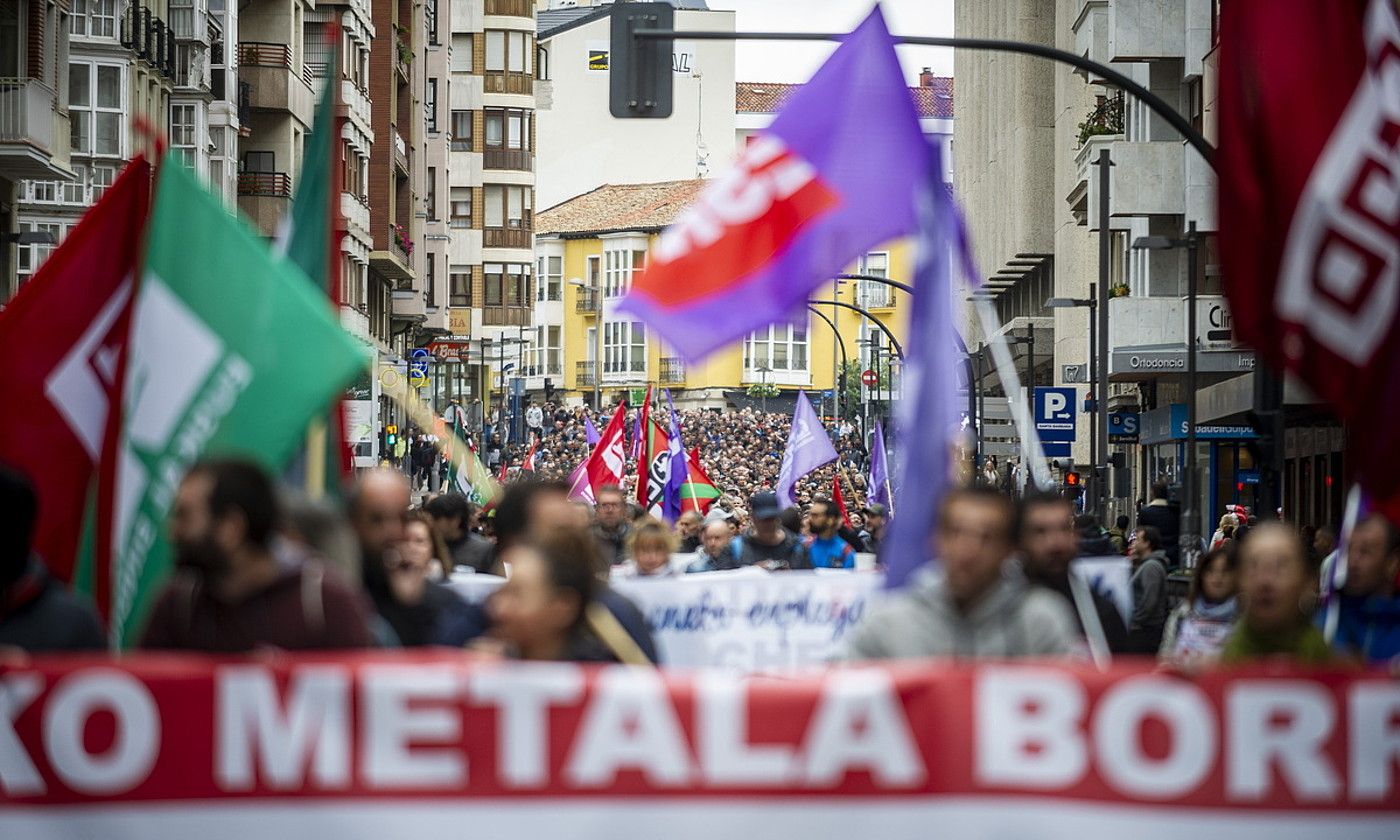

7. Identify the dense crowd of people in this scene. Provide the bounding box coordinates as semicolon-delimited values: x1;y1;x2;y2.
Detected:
3;456;1397;671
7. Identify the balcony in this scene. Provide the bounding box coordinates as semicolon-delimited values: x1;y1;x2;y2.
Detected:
484;0;533;16
576;360;597;388
237;42;314;125
483;147;532;171
394;31;411;84
659;357;686;384
484;72;533;95
237;171;291;196
483;227;532;249
236;172;292;235
0;78;72;180
392;128;410;175
1108;0;1187;62
856;283;893;310
575;288;599;313
370;224;415;287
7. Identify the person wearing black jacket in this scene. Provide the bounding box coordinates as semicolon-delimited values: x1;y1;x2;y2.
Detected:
1137;480;1181;567
1019;492;1130;656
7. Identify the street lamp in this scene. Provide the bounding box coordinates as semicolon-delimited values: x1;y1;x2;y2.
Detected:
758;364;772;413
807;304;848;422
1047;287;1099;512
1134;221;1200;565
568;277;603;411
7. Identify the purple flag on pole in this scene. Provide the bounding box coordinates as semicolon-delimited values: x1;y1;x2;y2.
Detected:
629;412;642;460
776;392;839;507
868;419;893;516
662;389;689;522
882;145;964;589
617;7;932;362
584;414;600;446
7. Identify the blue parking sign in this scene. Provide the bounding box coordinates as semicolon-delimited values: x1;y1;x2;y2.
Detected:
1034;387;1076;457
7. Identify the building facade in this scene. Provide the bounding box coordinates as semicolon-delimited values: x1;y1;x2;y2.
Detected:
535;180;916;435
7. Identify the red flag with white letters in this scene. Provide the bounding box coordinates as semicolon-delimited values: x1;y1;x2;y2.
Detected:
1218;0;1400;519
585;403;629;495
0;158;150;585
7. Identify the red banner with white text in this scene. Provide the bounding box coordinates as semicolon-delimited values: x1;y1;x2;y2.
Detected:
1;655;1397;838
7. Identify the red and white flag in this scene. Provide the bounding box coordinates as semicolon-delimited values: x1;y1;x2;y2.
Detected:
0;158;150;589
521;439;538;472
585;403;629;495
1219;0;1400;518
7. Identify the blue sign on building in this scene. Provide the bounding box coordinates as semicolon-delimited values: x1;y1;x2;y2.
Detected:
1034;386;1076;458
1109;411;1140;442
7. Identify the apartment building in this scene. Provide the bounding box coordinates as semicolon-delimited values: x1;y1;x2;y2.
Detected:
14;0;236;295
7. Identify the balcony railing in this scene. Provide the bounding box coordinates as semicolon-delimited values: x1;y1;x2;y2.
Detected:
237;171;292;197
484;71;533;95
659;357;686;384
484;0;534;16
392;128;409;173
483;227;532;249
483;147;532;171
858;283;893;309
0;78;55;149
390;224;413;263
237;42;313;87
575;288;599;313
576;360;597;387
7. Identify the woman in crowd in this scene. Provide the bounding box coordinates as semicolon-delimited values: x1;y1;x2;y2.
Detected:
403;510;453;582
487;527;620;662
1209;513;1239;550
615;519;681;578
1220;523;1332;664
1159;543;1239;663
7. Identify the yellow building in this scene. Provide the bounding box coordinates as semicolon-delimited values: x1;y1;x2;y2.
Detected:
532;180;916;413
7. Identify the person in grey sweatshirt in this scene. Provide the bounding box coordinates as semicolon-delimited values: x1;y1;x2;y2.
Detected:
843;487;1079;661
1127;525;1170;653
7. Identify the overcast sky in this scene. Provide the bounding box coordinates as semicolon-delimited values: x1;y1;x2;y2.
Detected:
708;0;956;84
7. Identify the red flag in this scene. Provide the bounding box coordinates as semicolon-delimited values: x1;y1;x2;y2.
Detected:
831;474;852;528
586;403;629;494
521;439;538;472
680;447;721;515
0;158;150;584
635;386;653;508
1219;0;1400;518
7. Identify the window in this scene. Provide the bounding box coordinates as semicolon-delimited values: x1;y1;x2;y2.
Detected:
425;254;437;307
484;108;532;151
450;270;471;307
426;0;438;45
426;78;438;132
858;251;891;308
70;0;116;38
449;187;472;228
537;254;561;301
15;222;65;286
169;103;197;166
483;262;532;306
485;31;505;71
603;322;647;374
426;167;437;220
529;325;562;375
450;110;471;150
69;62;123;157
485;29;529;73
602;247;646;297
483;185;532;229
745;323;809;372
243;150;275;172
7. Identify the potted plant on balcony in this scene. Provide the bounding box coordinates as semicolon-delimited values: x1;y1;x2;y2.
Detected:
747;383;780;399
393;24;413;66
1110;282;1130;298
392;223;414;259
1076;94;1124;148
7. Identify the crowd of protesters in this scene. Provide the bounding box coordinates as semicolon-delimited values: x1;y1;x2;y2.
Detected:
2;457;1398;672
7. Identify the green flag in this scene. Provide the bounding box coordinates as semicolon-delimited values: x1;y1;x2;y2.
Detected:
107;157;366;646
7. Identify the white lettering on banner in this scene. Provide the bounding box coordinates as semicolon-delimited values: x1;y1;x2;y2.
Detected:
1227;682;1342;801
0;673;45;795
42;671;159;795
977;669;1087;788
216;665;351;791
801;670;926;786
696;672;795;784
566;668;693;786
468;665;584;788
1093;677;1216;798
361;665;466;789
1350;684;1400;801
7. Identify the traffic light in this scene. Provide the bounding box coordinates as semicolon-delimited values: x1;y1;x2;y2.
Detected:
608;2;675;118
385;424;398;448
1064;470;1084;499
1064;470;1081;487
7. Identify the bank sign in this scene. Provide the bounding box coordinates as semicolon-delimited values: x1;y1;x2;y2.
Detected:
1034;386;1076;458
1140;403;1258;445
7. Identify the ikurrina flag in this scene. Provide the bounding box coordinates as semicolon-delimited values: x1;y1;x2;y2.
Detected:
616;6;932;362
103;157;366;646
1218;0;1400;521
0;158;149;597
680;448;720;515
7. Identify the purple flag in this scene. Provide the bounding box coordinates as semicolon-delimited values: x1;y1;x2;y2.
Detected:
776;392;838;507
882;145;964;588
662;389;689;522
617;7;932;362
584;414;600;446
629;411;642;460
868;419;893;516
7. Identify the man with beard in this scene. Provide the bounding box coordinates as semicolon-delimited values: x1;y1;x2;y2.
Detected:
139;460;373;651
